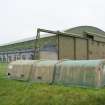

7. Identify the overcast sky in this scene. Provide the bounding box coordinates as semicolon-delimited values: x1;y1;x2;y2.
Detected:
0;0;105;44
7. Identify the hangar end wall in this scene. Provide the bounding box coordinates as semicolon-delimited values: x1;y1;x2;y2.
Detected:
58;36;88;60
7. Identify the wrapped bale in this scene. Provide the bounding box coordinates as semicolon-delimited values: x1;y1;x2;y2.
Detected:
54;60;105;88
7;60;36;81
30;60;58;83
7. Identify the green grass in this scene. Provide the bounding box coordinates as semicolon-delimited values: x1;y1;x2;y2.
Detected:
0;64;105;105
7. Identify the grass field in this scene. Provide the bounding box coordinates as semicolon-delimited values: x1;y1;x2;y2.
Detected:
0;63;105;105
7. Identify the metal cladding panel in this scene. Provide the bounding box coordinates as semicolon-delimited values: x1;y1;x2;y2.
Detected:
39;52;58;60
103;44;105;58
88;40;104;59
94;36;105;42
75;38;87;59
7;60;35;81
31;60;58;83
59;36;74;59
98;43;105;59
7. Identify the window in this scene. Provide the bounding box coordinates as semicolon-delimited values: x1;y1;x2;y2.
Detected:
22;55;26;60
8;56;11;61
14;56;16;61
29;54;34;60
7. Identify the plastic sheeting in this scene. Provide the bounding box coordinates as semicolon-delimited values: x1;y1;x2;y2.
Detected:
30;60;58;83
7;59;105;88
7;60;35;81
54;60;105;88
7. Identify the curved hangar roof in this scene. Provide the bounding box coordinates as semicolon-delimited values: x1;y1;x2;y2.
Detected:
64;26;105;37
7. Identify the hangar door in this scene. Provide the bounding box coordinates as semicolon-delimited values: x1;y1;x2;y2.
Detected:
59;36;74;59
75;38;88;60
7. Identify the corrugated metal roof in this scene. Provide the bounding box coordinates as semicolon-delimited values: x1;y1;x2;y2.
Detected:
0;36;35;47
64;26;105;37
0;34;55;47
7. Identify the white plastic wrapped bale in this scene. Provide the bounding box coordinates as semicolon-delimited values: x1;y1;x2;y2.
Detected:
54;60;105;88
30;60;58;83
7;60;36;81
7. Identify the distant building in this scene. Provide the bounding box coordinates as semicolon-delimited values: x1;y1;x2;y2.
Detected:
0;26;105;62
